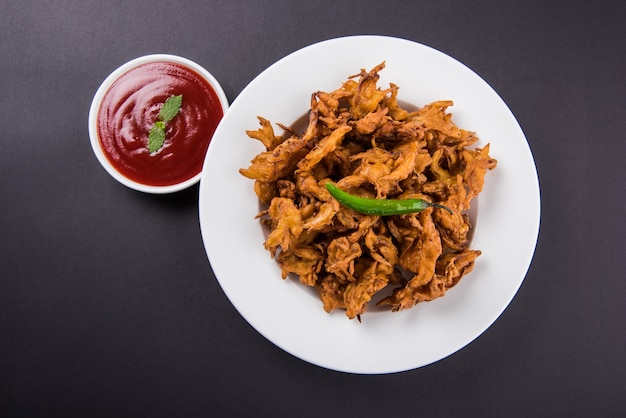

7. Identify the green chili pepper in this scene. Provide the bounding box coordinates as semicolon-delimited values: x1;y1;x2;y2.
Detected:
325;182;452;216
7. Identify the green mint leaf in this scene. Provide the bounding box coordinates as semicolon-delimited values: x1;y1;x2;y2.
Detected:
146;94;182;153
148;122;166;153
158;94;182;123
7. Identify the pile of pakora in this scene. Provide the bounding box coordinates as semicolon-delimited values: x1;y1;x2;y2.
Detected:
240;62;497;320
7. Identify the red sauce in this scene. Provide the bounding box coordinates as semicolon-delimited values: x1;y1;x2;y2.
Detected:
97;61;224;187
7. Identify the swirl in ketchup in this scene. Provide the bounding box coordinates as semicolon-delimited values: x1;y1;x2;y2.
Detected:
97;61;224;187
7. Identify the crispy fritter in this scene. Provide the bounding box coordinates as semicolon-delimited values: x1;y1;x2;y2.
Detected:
239;62;497;319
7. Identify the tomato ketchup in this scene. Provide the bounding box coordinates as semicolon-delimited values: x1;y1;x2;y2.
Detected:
96;61;224;187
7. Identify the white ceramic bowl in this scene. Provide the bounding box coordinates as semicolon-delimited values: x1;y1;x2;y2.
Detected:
88;54;229;194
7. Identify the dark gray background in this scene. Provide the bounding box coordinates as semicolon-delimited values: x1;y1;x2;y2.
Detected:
2;0;624;416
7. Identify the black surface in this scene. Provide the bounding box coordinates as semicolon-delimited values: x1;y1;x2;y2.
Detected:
2;1;625;416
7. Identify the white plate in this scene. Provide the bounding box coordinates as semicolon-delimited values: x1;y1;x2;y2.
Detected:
198;35;540;374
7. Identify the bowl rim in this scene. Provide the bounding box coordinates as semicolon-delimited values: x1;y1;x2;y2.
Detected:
88;53;229;194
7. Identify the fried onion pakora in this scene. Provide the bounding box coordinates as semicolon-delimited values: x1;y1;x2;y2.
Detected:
240;62;497;320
